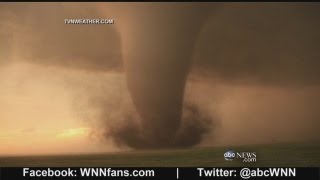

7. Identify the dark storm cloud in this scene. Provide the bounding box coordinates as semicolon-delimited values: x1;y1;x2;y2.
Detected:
193;3;320;86
1;3;122;72
0;29;11;65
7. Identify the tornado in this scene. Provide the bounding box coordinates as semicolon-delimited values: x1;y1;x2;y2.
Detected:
2;3;320;150
114;4;213;148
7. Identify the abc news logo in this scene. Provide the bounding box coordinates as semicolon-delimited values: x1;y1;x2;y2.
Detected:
224;149;257;163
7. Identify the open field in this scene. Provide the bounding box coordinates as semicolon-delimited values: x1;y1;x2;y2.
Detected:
1;142;319;167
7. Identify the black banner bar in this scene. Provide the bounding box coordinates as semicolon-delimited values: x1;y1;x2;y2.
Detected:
0;167;319;180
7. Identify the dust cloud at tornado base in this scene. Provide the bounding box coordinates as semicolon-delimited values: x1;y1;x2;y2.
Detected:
1;3;320;150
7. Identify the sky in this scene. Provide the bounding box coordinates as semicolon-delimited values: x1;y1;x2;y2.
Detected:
0;62;121;155
1;3;320;155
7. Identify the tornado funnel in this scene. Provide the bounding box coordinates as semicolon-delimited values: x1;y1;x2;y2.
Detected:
120;4;212;148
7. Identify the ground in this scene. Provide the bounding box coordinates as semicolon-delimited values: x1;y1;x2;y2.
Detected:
1;142;319;167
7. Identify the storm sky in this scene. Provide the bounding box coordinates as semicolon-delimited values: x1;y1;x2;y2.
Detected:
1;3;320;155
